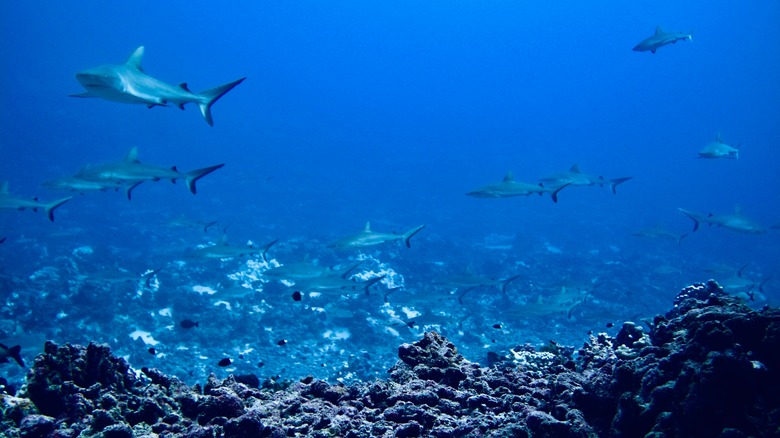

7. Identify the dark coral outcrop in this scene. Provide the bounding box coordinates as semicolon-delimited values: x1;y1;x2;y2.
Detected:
0;280;777;437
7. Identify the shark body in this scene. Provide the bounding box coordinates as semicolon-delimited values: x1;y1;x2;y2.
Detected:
539;164;632;194
679;208;766;234
632;225;688;245
190;236;278;262
467;172;569;203
0;182;71;221
698;135;739;159
329;222;426;249
71;46;245;126
633;26;692;54
73;147;223;199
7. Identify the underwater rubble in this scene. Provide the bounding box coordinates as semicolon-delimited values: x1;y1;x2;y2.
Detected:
0;280;778;437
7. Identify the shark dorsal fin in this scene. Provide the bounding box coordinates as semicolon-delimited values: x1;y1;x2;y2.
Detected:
179;83;191;92
0;181;8;194
123;146;140;163
715;133;724;143
655;26;664;35
126;46;145;71
502;172;515;182
218;234;229;246
363;222;371;233
569;164;581;173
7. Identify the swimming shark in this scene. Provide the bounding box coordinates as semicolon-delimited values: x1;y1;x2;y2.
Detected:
164;216;220;232
539;164;632;194
264;260;364;282
190;236;278;262
632;224;688;245
329;222;426;249
0;343;24;367
467;172;569;203
435;268;522;303
0;182;72;221
633;26;692;54
43;174;141;198
698;134;739;159
71;46;245;126
678;207;767;234
716;264;771;301
293;274;386;296
74;146;224;198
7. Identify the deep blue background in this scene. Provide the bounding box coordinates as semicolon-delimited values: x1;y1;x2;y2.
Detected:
1;1;779;382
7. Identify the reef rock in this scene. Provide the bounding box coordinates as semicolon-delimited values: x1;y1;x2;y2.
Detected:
0;280;777;437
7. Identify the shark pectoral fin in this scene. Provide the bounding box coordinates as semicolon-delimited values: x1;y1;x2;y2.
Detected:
69;91;98;98
197;77;246;126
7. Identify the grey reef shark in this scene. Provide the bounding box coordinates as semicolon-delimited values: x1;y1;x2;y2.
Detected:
71;46;245;126
538;164;632;194
678;207;767;234
0;182;71;221
190;235;278;262
58;146;224;200
698;134;739;159
329;222;426;249
633;26;692;54
467;171;569;203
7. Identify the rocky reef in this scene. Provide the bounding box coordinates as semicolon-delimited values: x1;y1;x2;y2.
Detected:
1;280;778;437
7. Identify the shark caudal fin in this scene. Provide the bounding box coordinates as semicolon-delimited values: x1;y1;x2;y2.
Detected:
678;208;702;232
402;224;427;248
609;177;633;194
550;183;571;203
259;239;279;263
500;274;522;294
362;275;386;296
198;77;246;126
184;164;225;194
44;197;72;221
0;344;24;367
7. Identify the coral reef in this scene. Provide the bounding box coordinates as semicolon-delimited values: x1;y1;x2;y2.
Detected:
1;280;778;437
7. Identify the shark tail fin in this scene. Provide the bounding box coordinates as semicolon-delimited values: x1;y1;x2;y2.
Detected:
363;275;386;296
125;181;144;201
383;286;403;303
402;224;427;248
609;177;633;194
678;208;701;232
198;77;246;126
44;197;72;221
0;344;24;367
677;233;689;246
500;274;522;294
550;183;571;203
260;239;279;263
185;164;225;194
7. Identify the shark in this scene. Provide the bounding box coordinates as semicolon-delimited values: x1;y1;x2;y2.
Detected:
434;268;522;303
678;207;767;234
71;46;245;126
633;26;692;54
190;236;278;262
264;260;364;282
716;264;771;301
467;172;569;203
292;274;386;296
632;224;688;245
698;134;739;159
0;182;72;221
539;164;632;194
329;222;426;249
74;146;224;199
165;215;220;232
43;174;141;198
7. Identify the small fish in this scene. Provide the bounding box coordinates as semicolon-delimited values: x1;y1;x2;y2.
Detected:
148;347;156;355
218;358;232;367
493;324;502;329
291;291;302;301
180;319;199;329
0;343;24;367
277;339;287;346
606;322;614;328
258;361;265;368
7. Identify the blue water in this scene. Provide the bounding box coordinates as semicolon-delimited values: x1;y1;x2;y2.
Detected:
1;1;779;385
